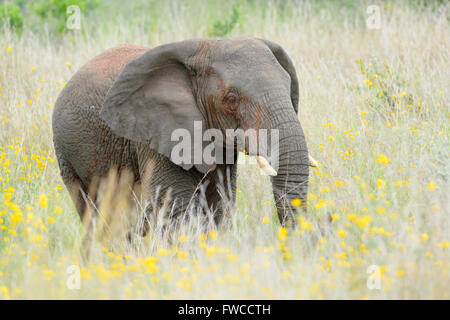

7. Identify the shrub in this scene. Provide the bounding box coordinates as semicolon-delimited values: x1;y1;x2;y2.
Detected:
0;2;24;33
208;3;241;38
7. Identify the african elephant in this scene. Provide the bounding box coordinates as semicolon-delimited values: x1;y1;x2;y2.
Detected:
52;38;314;231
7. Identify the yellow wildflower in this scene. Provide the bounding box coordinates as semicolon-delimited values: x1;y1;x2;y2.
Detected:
291;198;302;207
376;154;391;164
277;227;288;241
39;195;48;209
337;229;347;238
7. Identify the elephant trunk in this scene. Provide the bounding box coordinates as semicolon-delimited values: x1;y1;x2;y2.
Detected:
263;94;309;226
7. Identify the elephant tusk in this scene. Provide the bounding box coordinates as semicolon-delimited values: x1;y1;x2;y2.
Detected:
256;156;277;176
308;154;319;167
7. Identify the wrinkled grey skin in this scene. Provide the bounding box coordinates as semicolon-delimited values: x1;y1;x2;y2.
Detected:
52;38;309;229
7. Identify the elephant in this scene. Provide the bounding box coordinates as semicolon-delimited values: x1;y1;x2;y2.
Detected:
52;38;315;233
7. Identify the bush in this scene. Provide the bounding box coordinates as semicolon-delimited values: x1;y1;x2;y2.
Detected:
208;3;241;38
0;2;24;33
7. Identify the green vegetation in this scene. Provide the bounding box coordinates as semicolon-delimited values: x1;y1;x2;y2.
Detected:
208;3;241;37
0;2;24;33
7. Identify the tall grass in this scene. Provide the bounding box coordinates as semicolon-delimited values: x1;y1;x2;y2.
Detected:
0;0;448;299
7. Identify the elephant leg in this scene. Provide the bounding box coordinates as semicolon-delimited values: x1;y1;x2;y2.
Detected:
137;148;204;232
136;146;238;232
57;156;90;219
57;156;98;260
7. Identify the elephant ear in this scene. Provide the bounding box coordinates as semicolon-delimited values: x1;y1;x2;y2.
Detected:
100;40;214;174
258;39;299;114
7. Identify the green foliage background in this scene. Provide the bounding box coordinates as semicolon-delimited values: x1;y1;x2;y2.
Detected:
0;0;447;37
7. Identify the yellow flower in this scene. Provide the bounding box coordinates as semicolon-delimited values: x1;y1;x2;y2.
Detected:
427;182;436;192
54;206;63;214
436;241;449;249
43;269;55;280
359;243;367;253
177;251;187;260
334;252;347;259
291;198;302;207
395;269;405;277
298;216;314;231
81;268;91;280
209;230;218;240
7;46;12;52
353;215;372;229
337;229;346;238
10;211;22;225
376;154;391;164
0;285;10;299
143;257;158;274
39;194;48;209
314;199;330;210
277;227;288;241
262;217;270;224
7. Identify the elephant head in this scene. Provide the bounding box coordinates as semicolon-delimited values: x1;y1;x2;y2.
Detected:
100;38;312;226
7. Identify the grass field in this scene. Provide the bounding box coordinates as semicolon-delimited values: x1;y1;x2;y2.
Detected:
0;0;449;299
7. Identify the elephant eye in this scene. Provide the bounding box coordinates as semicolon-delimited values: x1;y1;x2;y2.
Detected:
224;92;240;106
